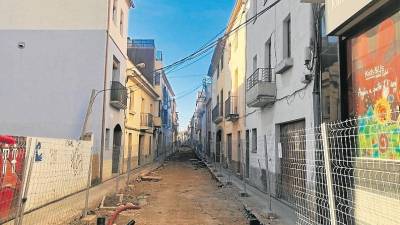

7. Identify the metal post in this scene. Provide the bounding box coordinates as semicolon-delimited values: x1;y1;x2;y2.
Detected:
321;123;337;225
126;153;132;187
227;156;232;185
14;138;32;225
80;90;96;140
264;135;272;212
241;138;248;196
17;140;36;225
83;147;94;217
219;143;223;174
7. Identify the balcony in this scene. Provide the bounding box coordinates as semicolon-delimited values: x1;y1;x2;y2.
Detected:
140;113;153;130
153;116;162;127
110;81;128;109
246;68;276;108
225;96;239;122
212;104;223;124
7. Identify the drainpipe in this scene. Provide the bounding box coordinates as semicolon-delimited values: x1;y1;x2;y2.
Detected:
100;0;112;181
312;3;322;127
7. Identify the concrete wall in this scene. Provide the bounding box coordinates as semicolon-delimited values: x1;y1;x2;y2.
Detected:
0;30;106;146
23;137;92;212
108;0;130;59
245;0;315;194
0;0;108;30
101;37;128;180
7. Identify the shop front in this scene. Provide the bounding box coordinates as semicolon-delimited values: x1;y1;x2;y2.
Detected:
327;1;399;224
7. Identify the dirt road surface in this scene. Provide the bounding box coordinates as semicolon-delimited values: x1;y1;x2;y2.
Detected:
116;147;248;225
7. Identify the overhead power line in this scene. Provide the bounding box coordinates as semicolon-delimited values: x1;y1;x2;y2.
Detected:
154;0;282;74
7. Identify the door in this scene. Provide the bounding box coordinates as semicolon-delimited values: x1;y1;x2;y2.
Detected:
112;125;122;174
207;131;211;157
216;130;222;163
245;130;250;178
279;120;306;206
227;134;232;167
237;131;241;173
138;135;144;166
127;133;132;171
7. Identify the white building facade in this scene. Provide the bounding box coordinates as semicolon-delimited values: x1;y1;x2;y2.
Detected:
245;0;316;206
0;0;133;181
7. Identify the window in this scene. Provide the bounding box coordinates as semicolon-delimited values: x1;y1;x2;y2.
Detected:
129;92;134;112
220;52;224;70
105;129;110;151
253;55;258;73
154;72;161;85
234;69;238;93
220;89;223;116
112;56;120;81
228;43;232;62
149;136;152;155
120;10;124;36
158;100;162;117
112;0;118;24
265;39;272;68
234;31;238;50
283;16;291;58
217;64;220;79
251;128;257;153
140;97;144;112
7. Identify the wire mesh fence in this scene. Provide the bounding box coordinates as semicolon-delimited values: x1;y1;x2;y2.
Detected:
203;111;399;225
0;136;28;224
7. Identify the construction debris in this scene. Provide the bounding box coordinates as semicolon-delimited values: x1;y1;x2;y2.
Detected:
100;194;124;209
140;175;162;182
107;203;141;225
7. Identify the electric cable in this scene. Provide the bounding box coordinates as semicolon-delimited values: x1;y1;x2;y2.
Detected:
154;0;283;74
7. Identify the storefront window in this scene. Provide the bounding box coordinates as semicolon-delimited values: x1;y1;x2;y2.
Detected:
320;12;340;122
347;11;400;160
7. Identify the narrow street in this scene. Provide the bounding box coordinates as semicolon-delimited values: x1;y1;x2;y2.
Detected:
111;147;248;225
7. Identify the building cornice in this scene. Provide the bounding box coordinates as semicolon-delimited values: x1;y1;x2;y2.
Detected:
127;61;159;99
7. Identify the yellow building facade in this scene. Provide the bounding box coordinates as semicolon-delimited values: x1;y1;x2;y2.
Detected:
212;0;247;174
123;60;159;173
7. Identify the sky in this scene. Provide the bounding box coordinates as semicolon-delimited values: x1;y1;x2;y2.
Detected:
128;0;235;131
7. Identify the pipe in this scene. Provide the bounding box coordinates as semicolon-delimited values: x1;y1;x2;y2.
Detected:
107;203;141;225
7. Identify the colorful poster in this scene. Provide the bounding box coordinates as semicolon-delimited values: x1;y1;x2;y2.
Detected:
0;135;27;223
349;12;400;160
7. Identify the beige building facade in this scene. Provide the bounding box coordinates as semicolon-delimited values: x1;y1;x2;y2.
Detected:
211;0;247;175
124;61;160;173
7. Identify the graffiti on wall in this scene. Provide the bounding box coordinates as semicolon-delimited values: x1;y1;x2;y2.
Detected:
350;12;400;160
70;142;83;176
0;135;26;222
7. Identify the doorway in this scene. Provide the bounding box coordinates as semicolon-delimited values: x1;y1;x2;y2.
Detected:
227;133;232;166
278;120;306;206
112;124;122;174
237;131;241;173
245;130;250;178
138;135;144;166
216;130;222;163
127;133;132;172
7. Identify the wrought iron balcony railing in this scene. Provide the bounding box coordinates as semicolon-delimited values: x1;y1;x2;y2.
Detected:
140;113;154;129
246;68;274;91
225;96;239;121
246;68;276;107
212;104;223;124
110;81;128;109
